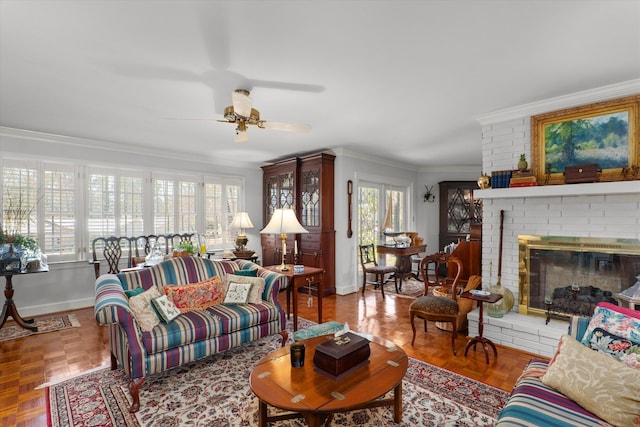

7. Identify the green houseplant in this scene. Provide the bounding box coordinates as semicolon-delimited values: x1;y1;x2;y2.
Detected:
1;196;43;271
176;241;195;255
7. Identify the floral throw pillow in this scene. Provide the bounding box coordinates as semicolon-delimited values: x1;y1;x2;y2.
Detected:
164;276;225;313
581;303;640;369
223;282;253;304
151;295;181;323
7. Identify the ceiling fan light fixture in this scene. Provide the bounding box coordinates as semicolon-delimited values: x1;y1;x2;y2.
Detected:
235;120;248;142
224;106;236;121
234;130;249;143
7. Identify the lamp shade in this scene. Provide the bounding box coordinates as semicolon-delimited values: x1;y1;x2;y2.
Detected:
231;212;254;230
260;209;308;235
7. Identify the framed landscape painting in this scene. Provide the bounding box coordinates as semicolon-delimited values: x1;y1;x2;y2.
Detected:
531;95;640;184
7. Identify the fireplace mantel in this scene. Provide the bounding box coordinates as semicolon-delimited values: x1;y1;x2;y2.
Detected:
475;180;639;200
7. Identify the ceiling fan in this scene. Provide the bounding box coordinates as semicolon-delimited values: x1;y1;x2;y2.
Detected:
219;89;311;142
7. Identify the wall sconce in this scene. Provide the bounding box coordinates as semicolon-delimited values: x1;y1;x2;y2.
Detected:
424;185;435;203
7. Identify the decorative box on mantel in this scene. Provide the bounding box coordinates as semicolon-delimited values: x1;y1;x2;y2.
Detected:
313;332;370;380
564;164;599;184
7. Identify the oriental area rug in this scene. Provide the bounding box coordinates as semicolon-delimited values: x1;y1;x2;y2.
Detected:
366;277;425;299
46;319;508;427
0;313;80;342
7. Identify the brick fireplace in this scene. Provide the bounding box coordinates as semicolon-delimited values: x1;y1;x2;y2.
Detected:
468;80;640;358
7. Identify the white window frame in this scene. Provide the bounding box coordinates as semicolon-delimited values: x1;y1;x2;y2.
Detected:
2;156;247;264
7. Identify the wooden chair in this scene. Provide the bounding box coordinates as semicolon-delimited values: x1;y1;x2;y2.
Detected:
409;252;465;355
359;244;398;299
90;236;131;278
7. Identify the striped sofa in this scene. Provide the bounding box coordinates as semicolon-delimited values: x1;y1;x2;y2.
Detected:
94;256;287;413
496;304;639;427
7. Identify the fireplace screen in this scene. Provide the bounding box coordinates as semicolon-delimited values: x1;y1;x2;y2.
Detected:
518;235;640;321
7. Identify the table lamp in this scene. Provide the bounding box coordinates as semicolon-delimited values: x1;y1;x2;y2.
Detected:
231;212;254;256
260;208;307;271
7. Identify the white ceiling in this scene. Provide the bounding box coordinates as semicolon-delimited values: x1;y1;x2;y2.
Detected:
1;0;639;168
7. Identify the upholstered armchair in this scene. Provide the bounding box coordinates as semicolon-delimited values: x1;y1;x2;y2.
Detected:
409;252;471;354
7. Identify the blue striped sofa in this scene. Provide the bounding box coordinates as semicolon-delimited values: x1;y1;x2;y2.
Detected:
94;256;287;413
496;308;638;427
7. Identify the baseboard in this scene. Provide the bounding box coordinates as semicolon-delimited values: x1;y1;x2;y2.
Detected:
19;297;95;317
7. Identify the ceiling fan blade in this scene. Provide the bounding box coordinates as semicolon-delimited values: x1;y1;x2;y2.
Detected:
232;90;252;117
262;121;311;133
163;117;218;122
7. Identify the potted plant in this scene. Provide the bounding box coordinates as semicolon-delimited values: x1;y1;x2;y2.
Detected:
1;198;42;272
518;153;528;171
176;241;195;256
0;226;41;272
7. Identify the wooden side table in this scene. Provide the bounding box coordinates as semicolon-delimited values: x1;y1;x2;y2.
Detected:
263;265;324;331
461;290;503;364
1;267;49;332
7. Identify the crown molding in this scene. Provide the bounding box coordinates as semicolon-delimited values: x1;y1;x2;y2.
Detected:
335;147;421;171
475;78;640;126
0;126;259;170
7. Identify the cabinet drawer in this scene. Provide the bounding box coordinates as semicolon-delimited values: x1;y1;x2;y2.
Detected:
300;233;321;250
300;241;321;251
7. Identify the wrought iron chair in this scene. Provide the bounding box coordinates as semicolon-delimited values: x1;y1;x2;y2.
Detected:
359;244;398;299
409;252;467;354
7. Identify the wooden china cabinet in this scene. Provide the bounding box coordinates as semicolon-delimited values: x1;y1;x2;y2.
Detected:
261;153;336;295
438;181;482;249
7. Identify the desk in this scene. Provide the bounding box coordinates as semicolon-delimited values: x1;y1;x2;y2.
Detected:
206;251;259;264
376;244;426;288
264;265;324;331
461;291;503;363
1;267;49;332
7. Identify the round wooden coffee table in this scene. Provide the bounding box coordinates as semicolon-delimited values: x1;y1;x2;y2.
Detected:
249;334;408;427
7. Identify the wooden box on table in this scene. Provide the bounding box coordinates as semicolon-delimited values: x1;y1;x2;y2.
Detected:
313;332;370;380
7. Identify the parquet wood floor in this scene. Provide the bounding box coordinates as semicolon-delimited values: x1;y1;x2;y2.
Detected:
0;290;542;427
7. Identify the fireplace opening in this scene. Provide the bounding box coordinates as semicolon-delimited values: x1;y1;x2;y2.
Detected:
518;235;640;320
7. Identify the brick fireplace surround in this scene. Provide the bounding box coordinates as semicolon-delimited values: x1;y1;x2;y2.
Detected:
467;80;640;358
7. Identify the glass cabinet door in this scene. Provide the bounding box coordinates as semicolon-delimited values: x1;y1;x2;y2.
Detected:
439;181;482;249
300;167;320;228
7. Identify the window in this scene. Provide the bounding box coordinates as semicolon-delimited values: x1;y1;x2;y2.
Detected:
2;164;38;237
119;176;144;237
88;169;145;244
204;178;240;248
43;168;75;257
358;181;406;246
2;161;78;261
88;173;116;241
153;178;174;234
177;180;196;233
1;157;246;263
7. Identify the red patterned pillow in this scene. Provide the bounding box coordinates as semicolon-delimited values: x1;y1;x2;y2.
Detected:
164;276;225;313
